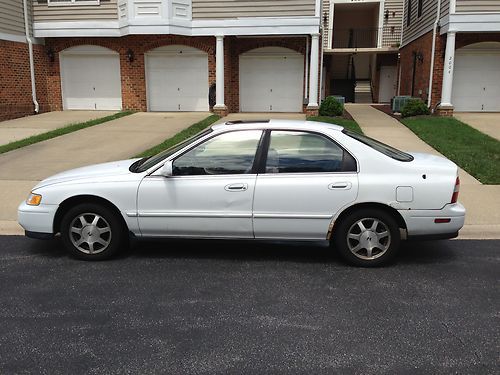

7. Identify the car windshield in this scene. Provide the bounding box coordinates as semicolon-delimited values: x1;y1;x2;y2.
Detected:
343;129;414;162
130;128;213;173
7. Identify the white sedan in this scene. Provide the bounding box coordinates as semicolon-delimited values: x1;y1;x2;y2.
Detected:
18;120;465;266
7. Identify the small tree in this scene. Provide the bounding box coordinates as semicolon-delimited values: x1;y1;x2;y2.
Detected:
401;99;430;118
319;96;343;117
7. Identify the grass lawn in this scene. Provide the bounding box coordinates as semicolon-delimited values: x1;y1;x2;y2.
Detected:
135;114;220;158
0;111;133;155
401;116;500;184
307;116;363;134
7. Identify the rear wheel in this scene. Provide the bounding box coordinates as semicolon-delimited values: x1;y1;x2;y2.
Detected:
333;209;400;267
60;203;126;260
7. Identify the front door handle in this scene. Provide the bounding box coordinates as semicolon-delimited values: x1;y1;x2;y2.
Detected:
328;182;352;190
225;183;248;192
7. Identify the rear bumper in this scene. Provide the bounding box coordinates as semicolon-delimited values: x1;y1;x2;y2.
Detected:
399;203;465;237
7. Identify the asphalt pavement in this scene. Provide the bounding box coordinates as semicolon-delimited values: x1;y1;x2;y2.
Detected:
0;237;498;374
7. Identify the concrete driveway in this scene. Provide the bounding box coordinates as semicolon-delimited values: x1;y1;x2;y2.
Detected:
0;112;209;234
0;111;116;146
454;113;500;141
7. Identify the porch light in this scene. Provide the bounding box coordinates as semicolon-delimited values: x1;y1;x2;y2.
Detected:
126;49;135;63
47;48;55;63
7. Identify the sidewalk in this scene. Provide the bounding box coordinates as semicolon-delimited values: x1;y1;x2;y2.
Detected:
0;111;116;147
0;112;209;235
454;113;500;142
345;104;500;239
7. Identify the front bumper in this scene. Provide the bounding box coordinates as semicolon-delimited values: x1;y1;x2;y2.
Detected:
18;201;58;236
399;203;466;237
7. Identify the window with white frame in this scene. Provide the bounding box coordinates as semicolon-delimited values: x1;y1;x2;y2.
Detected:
48;0;100;6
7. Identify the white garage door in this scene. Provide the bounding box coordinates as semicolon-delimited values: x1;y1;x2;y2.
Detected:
146;45;209;112
240;47;304;112
452;42;500;112
60;45;122;110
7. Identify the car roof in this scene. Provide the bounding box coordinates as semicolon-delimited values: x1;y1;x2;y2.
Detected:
211;119;344;132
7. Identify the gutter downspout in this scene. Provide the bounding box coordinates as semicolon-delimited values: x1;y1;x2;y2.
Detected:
305;36;310;101
427;0;442;111
23;0;39;114
318;0;324;104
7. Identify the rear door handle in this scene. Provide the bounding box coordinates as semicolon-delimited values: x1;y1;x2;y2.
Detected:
328;182;352;190
225;183;248;192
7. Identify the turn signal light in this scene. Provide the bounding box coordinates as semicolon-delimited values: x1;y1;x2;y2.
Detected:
451;176;460;203
26;193;42;206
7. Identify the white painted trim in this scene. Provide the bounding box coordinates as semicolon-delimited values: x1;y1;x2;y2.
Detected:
332;0;381;3
33;17;320;38
0;32;27;43
449;0;456;14
440;13;500;34
48;0;100;6
377;0;385;48
328;1;334;49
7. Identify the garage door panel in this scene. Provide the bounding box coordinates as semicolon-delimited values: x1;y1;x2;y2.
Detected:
146;51;209;112
240;50;304;113
453;50;500;112
61;50;122;111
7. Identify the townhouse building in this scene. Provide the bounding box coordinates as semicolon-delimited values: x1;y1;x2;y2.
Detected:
1;0;322;121
400;0;500;115
321;0;404;104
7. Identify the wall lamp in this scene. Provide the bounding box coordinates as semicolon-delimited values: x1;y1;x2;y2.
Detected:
416;51;424;63
126;49;135;63
47;48;55;63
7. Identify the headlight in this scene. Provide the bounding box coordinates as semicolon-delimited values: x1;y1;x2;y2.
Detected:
26;193;42;206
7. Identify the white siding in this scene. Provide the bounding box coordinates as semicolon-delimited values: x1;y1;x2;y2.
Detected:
192;0;315;19
0;0;25;36
402;0;439;47
33;0;118;22
456;0;500;13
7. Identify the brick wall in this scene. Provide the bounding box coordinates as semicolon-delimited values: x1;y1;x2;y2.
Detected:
399;30;444;110
0;40;48;121
45;35;310;114
400;31;500;113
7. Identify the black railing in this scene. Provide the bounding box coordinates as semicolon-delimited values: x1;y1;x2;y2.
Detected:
332;26;401;49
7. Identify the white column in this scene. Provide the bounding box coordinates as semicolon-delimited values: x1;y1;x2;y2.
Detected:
307;33;320;108
377;0;385;48
440;32;456;107
214;34;226;109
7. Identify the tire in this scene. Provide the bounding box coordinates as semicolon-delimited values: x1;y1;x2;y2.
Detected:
333;209;401;267
60;203;127;261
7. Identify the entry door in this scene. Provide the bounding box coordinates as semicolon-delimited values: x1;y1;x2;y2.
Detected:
146;48;209;112
240;50;304;112
137;130;263;238
253;130;359;240
378;65;397;103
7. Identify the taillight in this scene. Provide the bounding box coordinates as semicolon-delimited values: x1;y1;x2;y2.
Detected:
451;176;460;203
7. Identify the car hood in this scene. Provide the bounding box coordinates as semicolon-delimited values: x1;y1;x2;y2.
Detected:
33;159;140;189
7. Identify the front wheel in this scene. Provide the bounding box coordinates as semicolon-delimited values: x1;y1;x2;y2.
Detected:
333;209;401;267
60;203;127;260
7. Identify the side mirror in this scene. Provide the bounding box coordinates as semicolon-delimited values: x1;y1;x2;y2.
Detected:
160;160;173;177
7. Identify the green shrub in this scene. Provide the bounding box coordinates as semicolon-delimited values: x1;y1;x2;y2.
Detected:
319;96;343;117
401;98;430;118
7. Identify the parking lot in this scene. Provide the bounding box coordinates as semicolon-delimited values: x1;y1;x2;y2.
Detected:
0;237;498;374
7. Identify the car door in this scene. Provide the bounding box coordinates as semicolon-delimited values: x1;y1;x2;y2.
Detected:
253;130;359;240
137;130;263;238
